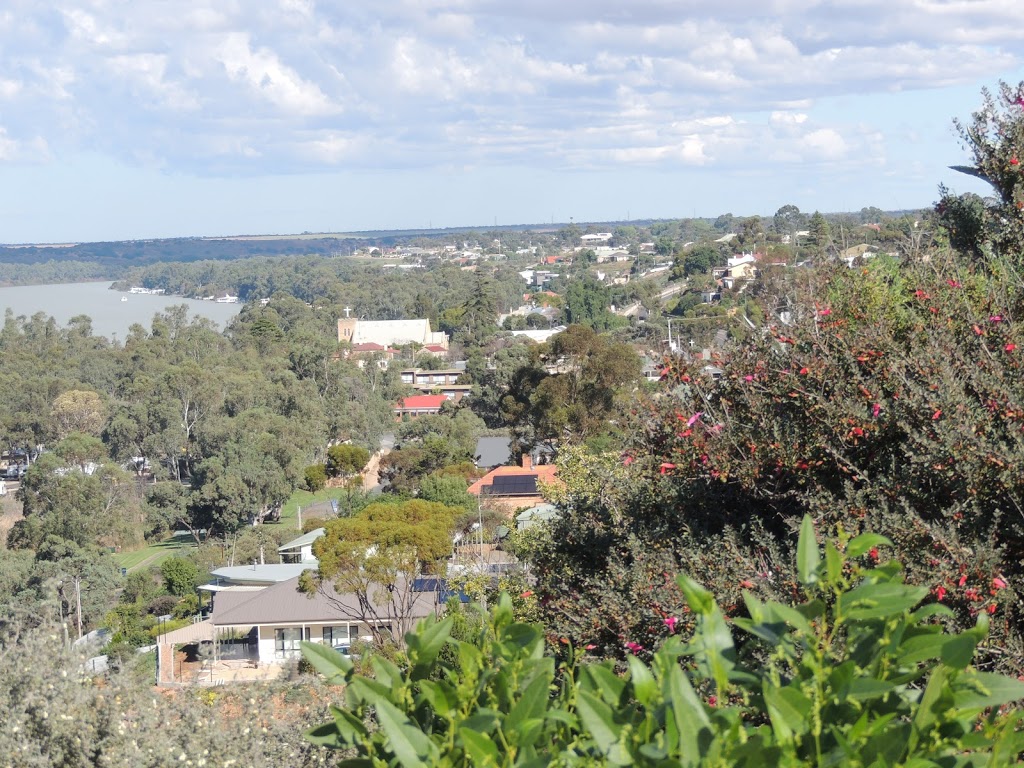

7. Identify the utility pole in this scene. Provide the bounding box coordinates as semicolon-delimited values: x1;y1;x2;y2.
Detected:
75;576;83;640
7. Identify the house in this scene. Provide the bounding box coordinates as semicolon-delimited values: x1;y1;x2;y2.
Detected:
337;317;448;350
399;368;472;402
203;563;317;589
509;326;566;344
208;576;439;667
474;437;512;469
395;394;449;419
278;528;325;564
347;342;398;369
516;503;560;530
580;232;613;243
468;454;559;510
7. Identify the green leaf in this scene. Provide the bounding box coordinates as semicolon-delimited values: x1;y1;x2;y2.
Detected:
825;542;843;584
665;664;710;762
796;514;820;588
847;533;892;559
408;615;453;670
300;639;352;683
575;689;623;756
954;672;1024;711
305;722;345;749
417;679;455;716
374;697;437;768
627;654;657;706
329;704;369;742
845;678;896;702
459;727;499;766
677;573;715;614
940;633;980;671
837;582;929;621
370;655;404;690
763;682;811;743
507;672;552;731
909;664;948;753
583;663;627;703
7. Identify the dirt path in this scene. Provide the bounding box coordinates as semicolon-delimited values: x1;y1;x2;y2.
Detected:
360;445;393;490
0;487;23;546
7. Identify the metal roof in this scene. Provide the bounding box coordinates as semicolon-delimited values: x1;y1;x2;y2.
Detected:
211;576;438;627
209;563;316;585
278;528;325;553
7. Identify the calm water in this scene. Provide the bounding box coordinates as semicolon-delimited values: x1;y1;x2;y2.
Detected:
0;282;242;341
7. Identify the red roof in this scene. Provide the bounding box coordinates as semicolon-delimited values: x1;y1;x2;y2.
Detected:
468;464;559;496
423;344;448;353
352;342;386;352
397;394;448;411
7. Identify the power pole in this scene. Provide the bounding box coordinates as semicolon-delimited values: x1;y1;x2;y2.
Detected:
75;576;83;640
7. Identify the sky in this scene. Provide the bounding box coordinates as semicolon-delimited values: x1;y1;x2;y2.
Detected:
0;1;1022;244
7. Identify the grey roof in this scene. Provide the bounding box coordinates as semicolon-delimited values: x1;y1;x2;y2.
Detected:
156;618;214;645
475;437;512;468
278;528;325;553
210;563;316;585
211;576;437;627
516;503;560;529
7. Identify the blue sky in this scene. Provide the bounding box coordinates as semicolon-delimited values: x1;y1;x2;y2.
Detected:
0;0;1021;243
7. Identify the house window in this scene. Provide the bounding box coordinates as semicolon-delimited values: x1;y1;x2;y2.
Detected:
322;626;349;648
274;627;309;657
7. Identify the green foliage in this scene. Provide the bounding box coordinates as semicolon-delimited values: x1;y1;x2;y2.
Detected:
325;443;370;478
305;522;1024;765
304;462;328;492
160;555;200;597
941;80;1024;264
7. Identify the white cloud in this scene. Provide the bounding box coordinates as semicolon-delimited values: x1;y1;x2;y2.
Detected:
0;0;1016;184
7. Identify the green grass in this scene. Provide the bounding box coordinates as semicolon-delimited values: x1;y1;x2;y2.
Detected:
277;486;359;528
113;532;196;572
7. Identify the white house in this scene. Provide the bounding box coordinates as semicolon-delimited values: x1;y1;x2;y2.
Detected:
337;317;448;350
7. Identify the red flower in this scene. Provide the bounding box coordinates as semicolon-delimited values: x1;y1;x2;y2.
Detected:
932;409;943;420
625;641;644;654
934;586;947;601
993;577;1008;590
659;462;676;474
584;644;597;651
708;695;717;707
868;547;879;562
990;315;1003;323
947;279;962;288
987;603;998;615
664;616;678;633
520;590;534;598
740;579;755;589
818;308;832;316
1012;157;1020;165
622;455;635;466
958;574;968;587
1006;343;1017;352
872;403;881;418
799;367;809;375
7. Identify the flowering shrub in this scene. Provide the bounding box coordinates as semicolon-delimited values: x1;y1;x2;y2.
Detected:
303;518;1024;765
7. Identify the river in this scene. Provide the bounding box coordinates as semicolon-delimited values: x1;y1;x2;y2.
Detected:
0;282;242;341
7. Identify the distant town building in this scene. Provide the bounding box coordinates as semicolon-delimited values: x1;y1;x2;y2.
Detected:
337;316;448;350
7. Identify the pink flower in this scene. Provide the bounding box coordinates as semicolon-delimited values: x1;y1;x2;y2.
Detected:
958;574;968;587
1006;343;1017;352
872;403;881;418
990;315;1004;323
664;616;678;633
818;308;832;316
988;603;998;615
743;375;754;382
947;279;962;288
708;695;718;707
625;641;644;654
993;577;1008;590
622;455;635;466
686;412;704;427
520;590;534;598
584;644;597;651
659;462;676;475
932;409;943;421
934;585;947;601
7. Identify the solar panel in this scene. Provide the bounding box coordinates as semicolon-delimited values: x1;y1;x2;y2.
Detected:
489;475;538;496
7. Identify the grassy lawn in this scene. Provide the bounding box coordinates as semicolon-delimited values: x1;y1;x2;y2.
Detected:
276;486;358;529
113;532;196;572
